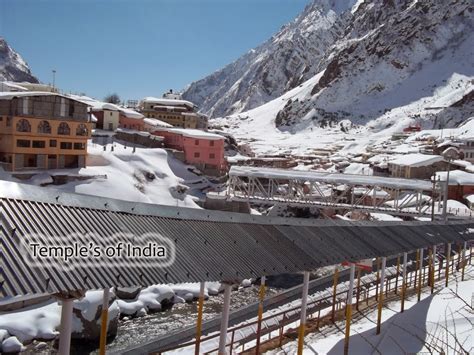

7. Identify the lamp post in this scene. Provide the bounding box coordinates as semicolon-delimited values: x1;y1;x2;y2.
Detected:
52;69;57;90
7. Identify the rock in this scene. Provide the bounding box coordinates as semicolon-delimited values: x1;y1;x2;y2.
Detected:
173;296;186;304
115;287;141;300
2;336;25;353
241;279;252;288
71;290;119;341
136;308;147;317
34;341;48;350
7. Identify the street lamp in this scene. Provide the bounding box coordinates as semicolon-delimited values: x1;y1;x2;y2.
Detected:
441;147;460;222
52;69;56;90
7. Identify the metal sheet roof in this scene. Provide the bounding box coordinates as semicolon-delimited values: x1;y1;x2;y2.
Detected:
1;181;472;297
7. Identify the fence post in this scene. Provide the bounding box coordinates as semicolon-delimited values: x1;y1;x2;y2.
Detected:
461;241;467;281
417;248;424;302
195;281;206;355
218;283;232;355
99;288;110;355
401;252;408;313
395;255;400;294
430;246;435;294
375;257;380;301
414;249;420;291
297;271;310;355
255;276;266;355
376;257;386;335
343;264;356;355
445;243;451;287
355;267;361;311
331;266;339;322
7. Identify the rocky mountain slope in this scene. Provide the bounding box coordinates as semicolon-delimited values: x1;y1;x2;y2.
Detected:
183;0;357;117
0;37;38;83
274;0;473;129
184;0;473;136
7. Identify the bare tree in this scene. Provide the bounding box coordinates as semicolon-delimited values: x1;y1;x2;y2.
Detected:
104;93;121;104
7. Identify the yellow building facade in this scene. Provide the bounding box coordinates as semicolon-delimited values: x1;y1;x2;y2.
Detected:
0;93;92;171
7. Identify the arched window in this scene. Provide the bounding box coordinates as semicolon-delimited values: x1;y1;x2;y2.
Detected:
58;122;70;135
16;119;31;132
37;120;51;134
76;123;88;136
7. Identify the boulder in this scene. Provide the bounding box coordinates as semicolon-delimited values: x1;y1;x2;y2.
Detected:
2;336;25;353
115;287;141;300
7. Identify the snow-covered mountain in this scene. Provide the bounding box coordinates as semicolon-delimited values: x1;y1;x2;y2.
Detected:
183;0;357;117
184;0;473;137
208;0;473;156
0;37;38;83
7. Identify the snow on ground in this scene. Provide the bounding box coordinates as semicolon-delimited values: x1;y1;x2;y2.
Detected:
269;269;473;355
0;141;201;208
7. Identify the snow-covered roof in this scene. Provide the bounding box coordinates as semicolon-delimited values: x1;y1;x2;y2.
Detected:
0;91;91;105
433;170;474;185
142;97;195;108
0;81;28;91
118;107;144;119
90;113;98;123
464;194;474;203
452;159;472;168
388;154;444;167
143;118;173;128
154;127;225;140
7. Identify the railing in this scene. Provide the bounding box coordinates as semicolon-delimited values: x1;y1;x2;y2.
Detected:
159;247;471;354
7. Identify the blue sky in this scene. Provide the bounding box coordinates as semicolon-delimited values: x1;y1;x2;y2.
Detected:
1;0;308;102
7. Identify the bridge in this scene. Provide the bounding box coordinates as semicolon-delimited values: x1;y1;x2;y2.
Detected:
226;166;450;217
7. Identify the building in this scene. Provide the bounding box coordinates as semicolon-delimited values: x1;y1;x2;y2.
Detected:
0;92;92;171
434;170;474;201
90;103;120;131
118;107;144;131
138;97;207;129
162;89;182;100
460;137;474;163
151;127;226;175
387;153;447;179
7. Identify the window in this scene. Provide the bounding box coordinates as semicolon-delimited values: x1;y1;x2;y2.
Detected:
16;119;31;132
22;97;29;115
6;117;11;127
32;140;46;148
194;152;200;158
209;153;215;159
69;102;75;117
37;120;51;134
58;122;70;135
60;142;73;150
74;142;85;150
210;140;215;147
60;98;66;117
195;139;199;145
50;140;57;147
76;123;88;136
16;139;30;148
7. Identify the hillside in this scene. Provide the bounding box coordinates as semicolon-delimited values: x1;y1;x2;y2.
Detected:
182;0;357;117
0;37;38;83
208;0;473;155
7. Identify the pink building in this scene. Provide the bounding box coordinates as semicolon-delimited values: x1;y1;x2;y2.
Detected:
118;108;145;131
151;128;226;175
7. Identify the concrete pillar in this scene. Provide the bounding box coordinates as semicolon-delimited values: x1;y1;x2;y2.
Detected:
218;283;232;355
58;298;74;355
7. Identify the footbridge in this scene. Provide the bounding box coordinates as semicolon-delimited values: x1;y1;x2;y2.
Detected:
226;166;453;217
